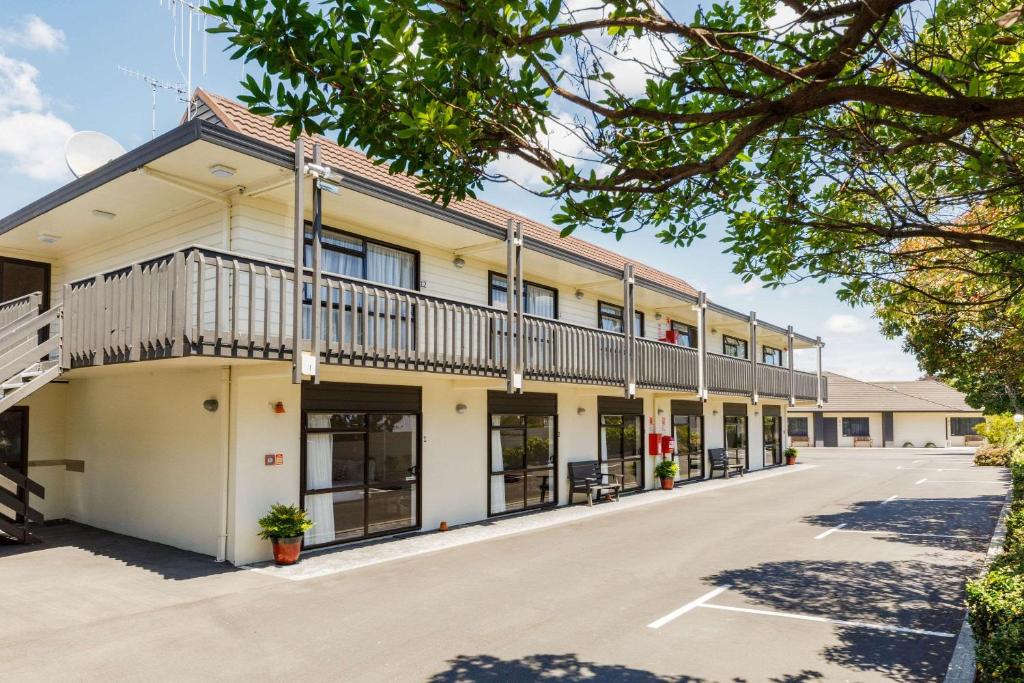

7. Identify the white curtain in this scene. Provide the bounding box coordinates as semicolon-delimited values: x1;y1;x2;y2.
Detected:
599;422;609;475
304;413;336;545
490;426;505;514
525;285;555;318
367;244;414;289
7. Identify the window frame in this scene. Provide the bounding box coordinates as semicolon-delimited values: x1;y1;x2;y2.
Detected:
722;334;749;359
597;412;645;491
669;320;699;349
787;417;809;437
761;345;784;366
304;221;421;290
841;417;871;437
950;416;985;437
487;412;559;516
597;300;644;337
487;271;559;319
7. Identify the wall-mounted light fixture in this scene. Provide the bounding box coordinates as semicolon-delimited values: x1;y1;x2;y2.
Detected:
453;256;466;269
209;164;237;178
654;312;662;321
656;408;664;416
710;328;719;335
37;233;61;244
577;407;586;416
203;399;219;412
455;403;468;414
273;401;286;414
574;290;585;300
712;409;719;416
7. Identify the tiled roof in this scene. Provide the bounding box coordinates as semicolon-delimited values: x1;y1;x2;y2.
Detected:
793;372;979;413
195;89;699;298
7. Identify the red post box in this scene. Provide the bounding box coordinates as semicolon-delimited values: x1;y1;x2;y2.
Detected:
648;432;661;456
662;435;674;454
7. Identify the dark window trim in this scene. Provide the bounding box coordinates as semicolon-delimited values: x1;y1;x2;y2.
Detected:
597;411;645;492
669;320;698;349
724;413;750;470
950;416;985;437
487;270;559;319
722;334;749;359
841;417;871;437
761;345;783;366
0;256;51;310
763;413;783;467
300;409;423;550
487;412;559;517
303;220;421;290
671;410;705;482
597;300;644;336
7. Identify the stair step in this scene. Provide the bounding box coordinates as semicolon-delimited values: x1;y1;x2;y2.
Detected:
2;380;25;391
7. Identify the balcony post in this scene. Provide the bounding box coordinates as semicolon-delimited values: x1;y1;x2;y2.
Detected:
291;137;305;384
506;219;523;394
816;336;824;407
749;310;758;404
787;325;795;407
696;291;707;399
623;263;636;398
310;143;323;385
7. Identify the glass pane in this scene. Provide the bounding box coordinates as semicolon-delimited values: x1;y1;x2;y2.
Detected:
0;261;46;303
602;416;623;458
526;469;554;507
622;458;640;489
623;416;640;455
499;428;525;471
525;284;556;318
331;433;364;487
367;414;417;484
367;485;416;534
304;490;364;545
525;416;554;467
0;410;25;468
307;412;363;430
491;473;524;513
606;459;623;482
367;243;415;289
492;414;523;428
321;229;365;252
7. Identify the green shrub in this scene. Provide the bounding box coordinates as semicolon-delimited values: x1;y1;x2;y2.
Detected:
966;568;1024;644
784;447;797;458
975;445;1012;467
902;441;915;448
976;414;1024;449
975;620;1024;682
924;441;938;448
257;503;313;540
654;459;678;480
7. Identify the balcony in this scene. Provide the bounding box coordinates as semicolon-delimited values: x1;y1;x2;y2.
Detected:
61;246;825;402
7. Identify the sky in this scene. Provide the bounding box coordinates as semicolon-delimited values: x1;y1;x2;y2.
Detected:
0;1;923;380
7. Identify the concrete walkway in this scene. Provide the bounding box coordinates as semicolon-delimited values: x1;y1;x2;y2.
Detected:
248;463;816;581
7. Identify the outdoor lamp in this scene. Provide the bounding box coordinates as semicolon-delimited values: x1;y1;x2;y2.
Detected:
456;403;468;414
1015;413;1023;424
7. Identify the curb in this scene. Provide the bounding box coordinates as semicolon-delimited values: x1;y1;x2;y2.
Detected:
942;490;1013;683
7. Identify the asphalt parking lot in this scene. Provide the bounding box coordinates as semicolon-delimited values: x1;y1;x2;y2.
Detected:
0;448;1008;682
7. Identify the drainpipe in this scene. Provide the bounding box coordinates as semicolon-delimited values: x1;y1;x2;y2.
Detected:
216;366;232;562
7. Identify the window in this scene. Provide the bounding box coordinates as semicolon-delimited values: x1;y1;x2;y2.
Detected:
489;414;557;515
950;417;985;436
724;415;748;469
723;335;748;359
672;414;703;480
305;224;418;289
763;415;782;466
597;301;644;336
842;417;870;437
670;321;698;348
762;346;783;366
489;273;557;319
788;417;809;437
600;414;643;490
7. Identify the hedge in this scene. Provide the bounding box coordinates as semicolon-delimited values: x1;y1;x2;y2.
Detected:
976;445;1013;467
966;446;1024;681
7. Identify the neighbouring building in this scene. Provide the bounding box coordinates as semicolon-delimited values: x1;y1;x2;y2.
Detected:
0;90;826;564
788;373;983;449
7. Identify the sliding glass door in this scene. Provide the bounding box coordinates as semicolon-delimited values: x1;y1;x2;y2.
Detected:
599;414;643;491
724;415;748;470
673;414;704;481
303;411;420;547
489;414;557;515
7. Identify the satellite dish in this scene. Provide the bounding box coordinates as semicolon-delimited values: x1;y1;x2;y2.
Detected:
65;131;127;178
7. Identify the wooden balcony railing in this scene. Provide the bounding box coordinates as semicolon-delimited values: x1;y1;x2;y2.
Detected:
63;246;826;402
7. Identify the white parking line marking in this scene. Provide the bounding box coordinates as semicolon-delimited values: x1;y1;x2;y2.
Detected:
698;604;955;638
881;495;898;504
923;480;1007;485
915;478;927;485
647;585;731;629
888;498;1003;505
814;523;847;540
833;529;987;540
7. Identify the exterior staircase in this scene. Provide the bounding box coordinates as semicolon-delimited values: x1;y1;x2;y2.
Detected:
0;292;60;544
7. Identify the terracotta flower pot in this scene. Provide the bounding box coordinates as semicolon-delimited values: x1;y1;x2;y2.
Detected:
661;477;674;490
271;535;303;565
785;455;797;466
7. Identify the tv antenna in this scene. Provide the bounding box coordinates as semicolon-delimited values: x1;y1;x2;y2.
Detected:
118;66;187;139
161;0;210;120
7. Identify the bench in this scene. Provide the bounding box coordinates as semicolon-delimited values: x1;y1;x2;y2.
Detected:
568;461;622;506
790;436;810;448
709;448;744;479
964;434;986;447
853;436;873;448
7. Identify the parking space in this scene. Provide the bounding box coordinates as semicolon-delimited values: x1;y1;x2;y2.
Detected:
0;448;1007;682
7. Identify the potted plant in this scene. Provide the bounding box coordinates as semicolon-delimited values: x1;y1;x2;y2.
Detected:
784;447;798;465
258;503;313;565
654;459;679;489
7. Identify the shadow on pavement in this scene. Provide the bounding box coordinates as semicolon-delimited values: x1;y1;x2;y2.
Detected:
705;560;966;682
425;653;823;683
0;521;238;581
802;494;1004;551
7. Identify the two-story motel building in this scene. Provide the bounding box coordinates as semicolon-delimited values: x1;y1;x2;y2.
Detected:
0;91;826;564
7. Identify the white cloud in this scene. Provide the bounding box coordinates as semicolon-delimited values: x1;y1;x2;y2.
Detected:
0;15;66;52
825;313;867;335
725;280;761;297
0;41;76;182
